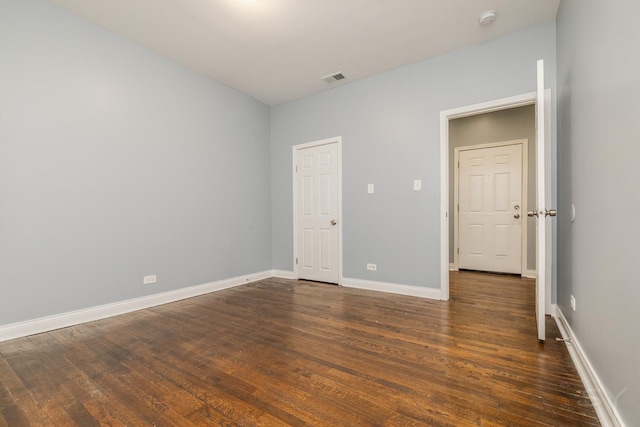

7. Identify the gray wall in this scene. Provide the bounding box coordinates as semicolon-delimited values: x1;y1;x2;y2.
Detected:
271;22;556;288
449;105;536;271
557;1;640;424
0;0;272;326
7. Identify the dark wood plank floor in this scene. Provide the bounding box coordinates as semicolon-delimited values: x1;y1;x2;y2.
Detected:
0;272;599;426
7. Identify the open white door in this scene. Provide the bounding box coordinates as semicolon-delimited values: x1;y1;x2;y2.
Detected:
531;59;555;342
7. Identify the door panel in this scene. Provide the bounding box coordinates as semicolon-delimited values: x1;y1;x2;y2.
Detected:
469;175;484;210
494;173;510;212
303;176;313;214
303;229;314;268
494;225;509;256
468;225;483;255
459;143;523;274
320;174;331;214
296;143;339;283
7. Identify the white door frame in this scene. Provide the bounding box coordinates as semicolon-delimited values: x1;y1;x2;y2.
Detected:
292;136;343;284
440;91;551;306
453;139;529;275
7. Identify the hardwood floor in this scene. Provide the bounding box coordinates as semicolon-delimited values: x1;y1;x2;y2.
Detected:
0;272;599;426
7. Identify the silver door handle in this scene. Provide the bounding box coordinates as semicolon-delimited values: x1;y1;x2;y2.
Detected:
545;209;557;217
331;220;337;225
527;211;538;217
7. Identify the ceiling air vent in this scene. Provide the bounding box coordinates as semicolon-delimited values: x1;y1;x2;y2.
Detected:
321;72;347;83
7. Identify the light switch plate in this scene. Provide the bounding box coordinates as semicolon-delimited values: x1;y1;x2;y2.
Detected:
368;184;374;194
413;179;422;191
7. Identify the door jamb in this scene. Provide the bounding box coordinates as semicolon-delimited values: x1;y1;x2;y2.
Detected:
292;136;343;285
453;139;529;274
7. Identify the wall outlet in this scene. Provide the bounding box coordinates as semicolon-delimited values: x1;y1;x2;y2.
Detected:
413;179;422;191
366;263;377;271
570;295;576;311
143;275;157;285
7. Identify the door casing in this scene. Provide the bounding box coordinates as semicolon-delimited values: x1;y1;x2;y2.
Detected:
292;136;343;284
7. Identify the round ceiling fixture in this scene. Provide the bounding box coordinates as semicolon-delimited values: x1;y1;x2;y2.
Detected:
479;10;497;26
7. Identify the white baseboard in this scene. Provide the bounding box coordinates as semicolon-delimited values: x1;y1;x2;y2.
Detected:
0;270;273;343
522;269;537;279
550;304;558;318
271;269;296;280
341;277;442;300
554;307;625;427
449;263;458;271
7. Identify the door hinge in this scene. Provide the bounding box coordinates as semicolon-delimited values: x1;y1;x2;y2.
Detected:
457;204;459;212
457;248;459;255
458;161;460;168
295;258;298;265
295;165;298;172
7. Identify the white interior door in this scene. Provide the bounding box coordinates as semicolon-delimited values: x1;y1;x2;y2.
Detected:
532;59;555;342
296;143;339;283
458;144;523;274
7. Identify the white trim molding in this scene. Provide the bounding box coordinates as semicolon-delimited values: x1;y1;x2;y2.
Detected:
0;270;273;343
271;270;296;280
555;307;625;427
342;277;441;300
523;269;537;279
449;263;458;272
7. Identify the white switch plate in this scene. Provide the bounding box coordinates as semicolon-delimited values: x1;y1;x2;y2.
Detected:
366;263;377;271
143;275;157;285
367;184;374;194
570;295;576;311
413;179;422;191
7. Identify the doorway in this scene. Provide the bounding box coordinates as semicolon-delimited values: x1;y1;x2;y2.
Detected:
440;91;553;315
450;106;535;277
292;137;342;284
440;93;539;301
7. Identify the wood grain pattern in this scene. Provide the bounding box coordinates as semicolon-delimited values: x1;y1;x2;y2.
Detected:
0;272;599;426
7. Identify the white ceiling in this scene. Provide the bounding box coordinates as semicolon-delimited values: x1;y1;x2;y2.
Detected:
48;0;560;106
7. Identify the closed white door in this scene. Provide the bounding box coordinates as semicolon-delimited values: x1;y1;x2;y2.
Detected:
296;143;339;283
458;143;523;274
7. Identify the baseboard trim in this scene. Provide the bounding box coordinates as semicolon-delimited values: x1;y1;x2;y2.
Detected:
522;269;537;279
554;307;625;427
0;270;273;343
448;263;458;272
271;270;296;280
341;277;442;300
